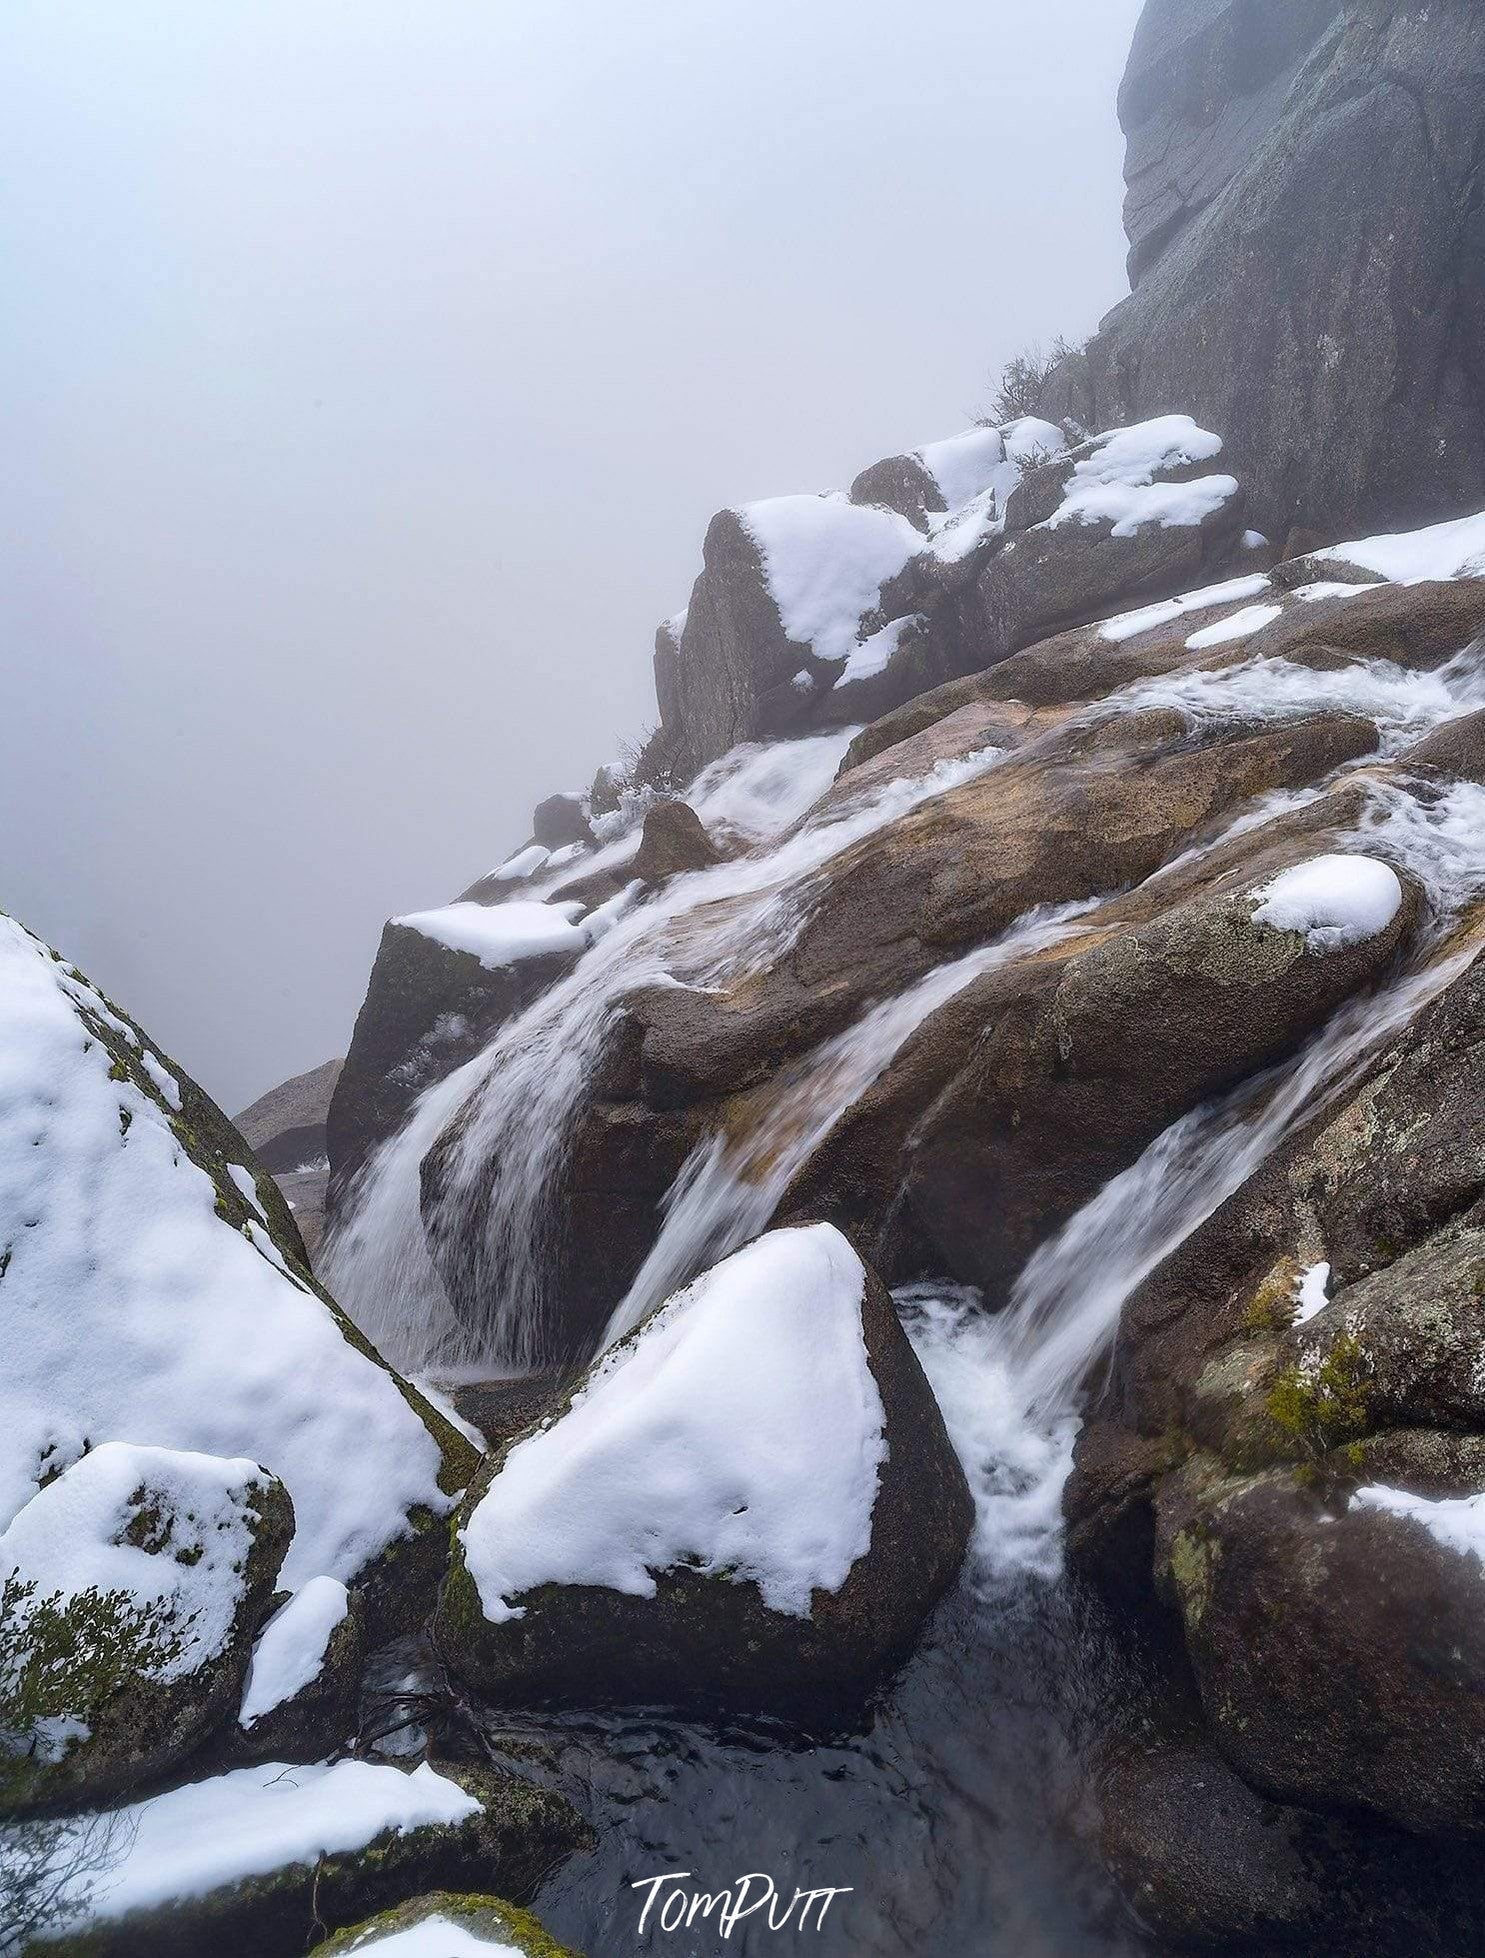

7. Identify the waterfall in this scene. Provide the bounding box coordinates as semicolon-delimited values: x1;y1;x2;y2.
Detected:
323;729;1013;1372
328;641;1485;1412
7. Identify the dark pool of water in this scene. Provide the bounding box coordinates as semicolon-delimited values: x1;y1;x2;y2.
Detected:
457;1580;1153;1958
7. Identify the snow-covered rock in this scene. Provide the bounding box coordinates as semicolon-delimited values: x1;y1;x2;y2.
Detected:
317;1893;581;1956
0;1443;292;1809
30;1757;591;1957
232;1575;364;1767
325;900;596;1205
0;915;477;1653
436;1223;972;1715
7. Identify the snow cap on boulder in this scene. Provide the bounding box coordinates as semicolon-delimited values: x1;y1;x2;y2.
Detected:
437;1222;972;1715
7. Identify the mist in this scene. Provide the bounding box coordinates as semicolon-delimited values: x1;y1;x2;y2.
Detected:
3;0;1143;1112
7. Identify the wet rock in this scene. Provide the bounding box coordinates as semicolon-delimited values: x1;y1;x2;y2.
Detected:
630;799;722;885
1167;1470;1485;1837
326;917;583;1206
233;1057;341;1176
0;1445;293;1812
1243;579;1485;672
904;847;1417;1304
436;1226;971;1716
1402;707;1485;785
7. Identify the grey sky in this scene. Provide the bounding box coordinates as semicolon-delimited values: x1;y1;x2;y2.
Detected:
4;0;1143;1112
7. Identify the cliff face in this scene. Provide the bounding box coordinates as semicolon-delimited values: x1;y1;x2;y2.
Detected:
1052;0;1485;546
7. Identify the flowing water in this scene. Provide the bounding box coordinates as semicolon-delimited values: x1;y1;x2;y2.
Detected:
332;642;1485;1952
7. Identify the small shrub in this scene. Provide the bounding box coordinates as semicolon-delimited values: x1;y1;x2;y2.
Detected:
980;335;1082;425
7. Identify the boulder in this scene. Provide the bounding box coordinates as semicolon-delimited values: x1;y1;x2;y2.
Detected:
531;793;594;852
0;912;478;1652
905;849;1418;1302
326;903;591;1206
317;1892;581;1956
629;799;722;885
231;1575;365;1767
233;1057;341;1176
0;1444;292;1811
436;1225;972;1716
1166;1468;1485;1837
37;1758;592;1958
1403;706;1485;785
1066;3;1485;541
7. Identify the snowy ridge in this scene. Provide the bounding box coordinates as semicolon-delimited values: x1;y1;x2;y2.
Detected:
0;914;452;1592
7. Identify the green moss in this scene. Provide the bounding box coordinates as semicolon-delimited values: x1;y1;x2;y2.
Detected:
1242;1258;1302;1337
1169;1528;1218;1629
317;1889;582;1956
1266;1329;1372;1458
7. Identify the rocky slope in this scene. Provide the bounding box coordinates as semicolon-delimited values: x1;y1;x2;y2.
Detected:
15;7;1485;1954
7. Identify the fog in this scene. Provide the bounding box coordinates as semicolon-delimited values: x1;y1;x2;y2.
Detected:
3;0;1143;1112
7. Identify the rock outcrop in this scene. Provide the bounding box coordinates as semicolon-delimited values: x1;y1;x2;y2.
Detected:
0;1444;292;1811
1052;1;1485;544
317;1892;581;1956
653;415;1247;771
0;911;478;1681
436;1226;971;1716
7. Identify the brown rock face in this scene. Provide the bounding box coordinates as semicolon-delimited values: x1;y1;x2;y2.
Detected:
630;799;723;885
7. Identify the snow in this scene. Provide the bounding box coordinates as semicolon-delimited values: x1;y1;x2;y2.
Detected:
336;1922;521;1957
1354;1485;1485;1568
1099;574;1272;643
140;1052;181;1111
921;418;1069;567
47;1760;481;1926
1293;580;1383;604
0;914;453;1591
1319;509;1485;586
486;845;550;884
459;1223;887;1622
238;1576;351;1728
226;1162;268;1220
394;899;592;968
1185;601;1284;649
738;493;921;663
1;1444;270;1685
915;426;1007;509
1044;415;1237;537
1242;530;1270;550
1250;854;1404;950
1292;1261;1331;1326
834;613;923;688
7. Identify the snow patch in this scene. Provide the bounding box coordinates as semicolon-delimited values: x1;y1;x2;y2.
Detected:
1319;510;1485;586
1353;1484;1485;1568
1250;855;1403;950
238;1576;351;1728
1044;415;1237;537
834;614;923;688
2;1443;271;1685
1293;1261;1331;1326
394;899;591;968
1099;574;1271;643
1185;602;1284;649
46;1760;480;1926
458;1223;886;1622
739;494;920;663
485;845;550;884
337;1922;522;1957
